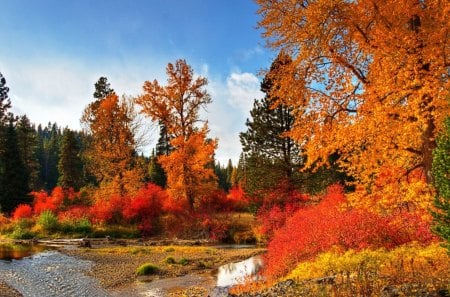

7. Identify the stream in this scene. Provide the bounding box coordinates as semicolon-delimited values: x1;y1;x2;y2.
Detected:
0;243;263;297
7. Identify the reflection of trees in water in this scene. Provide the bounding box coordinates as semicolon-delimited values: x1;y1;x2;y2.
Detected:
216;256;264;287
0;244;48;261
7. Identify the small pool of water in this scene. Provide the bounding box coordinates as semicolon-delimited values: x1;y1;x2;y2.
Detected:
0;243;52;261
216;255;263;287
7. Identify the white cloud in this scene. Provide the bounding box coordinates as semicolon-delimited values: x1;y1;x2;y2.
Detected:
205;71;264;165
226;72;262;115
1;56;264;165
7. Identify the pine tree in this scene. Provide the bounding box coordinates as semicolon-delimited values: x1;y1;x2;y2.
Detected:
0;117;31;213
0;72;11;124
226;159;233;188
16;115;40;190
148;150;166;187
239;53;302;195
432;116;450;252
58;128;84;190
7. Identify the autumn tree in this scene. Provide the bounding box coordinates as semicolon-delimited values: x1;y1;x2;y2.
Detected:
136;59;217;209
432;116;450;252
256;0;450;211
58;128;84;191
82;78;141;196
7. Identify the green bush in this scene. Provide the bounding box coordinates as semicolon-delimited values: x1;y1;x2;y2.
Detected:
165;256;176;264
10;219;35;239
38;210;59;233
74;218;92;234
165;247;175;252
136;263;159;275
178;258;189;266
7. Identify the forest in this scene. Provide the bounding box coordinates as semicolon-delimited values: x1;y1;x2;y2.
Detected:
0;0;449;296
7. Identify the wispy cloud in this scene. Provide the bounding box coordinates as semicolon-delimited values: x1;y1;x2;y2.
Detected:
206;71;264;164
1;56;263;164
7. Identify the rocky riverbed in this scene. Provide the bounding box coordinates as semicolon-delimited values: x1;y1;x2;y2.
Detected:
0;240;265;297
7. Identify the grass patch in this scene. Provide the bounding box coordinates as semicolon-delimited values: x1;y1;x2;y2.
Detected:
178;257;189;266
37;210;59;233
165;247;175;252
136;263;159;276
90;224;139;238
10;219;35;239
130;247;151;255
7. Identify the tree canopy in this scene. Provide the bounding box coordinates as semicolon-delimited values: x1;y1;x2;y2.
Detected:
256;0;450;211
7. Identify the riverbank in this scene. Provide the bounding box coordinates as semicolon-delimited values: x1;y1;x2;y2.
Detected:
60;242;265;295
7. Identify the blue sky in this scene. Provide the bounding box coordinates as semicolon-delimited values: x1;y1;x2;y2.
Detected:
0;0;274;164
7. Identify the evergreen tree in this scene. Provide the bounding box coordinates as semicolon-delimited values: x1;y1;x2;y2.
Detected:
36;123;61;190
432;116;450;253
93;76;114;100
240;52;302;195
58;128;84;190
0;72;11;124
214;161;231;192
226;159;233;187
148;150;166;187
0;117;30;213
16;115;40;190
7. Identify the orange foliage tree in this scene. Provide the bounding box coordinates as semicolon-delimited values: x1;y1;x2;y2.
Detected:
82;79;142;196
256;0;450;211
136;59;217;210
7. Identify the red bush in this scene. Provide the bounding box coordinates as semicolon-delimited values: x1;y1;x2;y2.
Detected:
32;191;57;215
89;195;125;224
256;185;309;239
12;204;33;220
227;186;250;211
263;184;436;279
58;206;91;221
122;183;166;234
196;190;230;213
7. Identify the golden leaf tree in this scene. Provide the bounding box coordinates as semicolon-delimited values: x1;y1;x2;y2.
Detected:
256;0;449;211
136;59;217;209
82;78;142;197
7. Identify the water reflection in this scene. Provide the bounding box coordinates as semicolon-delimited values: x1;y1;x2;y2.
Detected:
216;255;263;287
0;243;50;261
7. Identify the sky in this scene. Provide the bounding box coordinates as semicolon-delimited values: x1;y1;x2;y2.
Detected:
0;0;275;165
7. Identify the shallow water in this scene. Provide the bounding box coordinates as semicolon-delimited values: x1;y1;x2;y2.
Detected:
216;255;263;287
0;243;51;261
0;244;263;297
0;250;111;297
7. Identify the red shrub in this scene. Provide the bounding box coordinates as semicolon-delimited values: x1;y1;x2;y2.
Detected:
263;184;436;279
58;206;91;221
12;204;33;220
227;186;250;211
256;185;310;239
32;191;57;215
196;190;230;213
89;195;125;224
122;183;165;234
